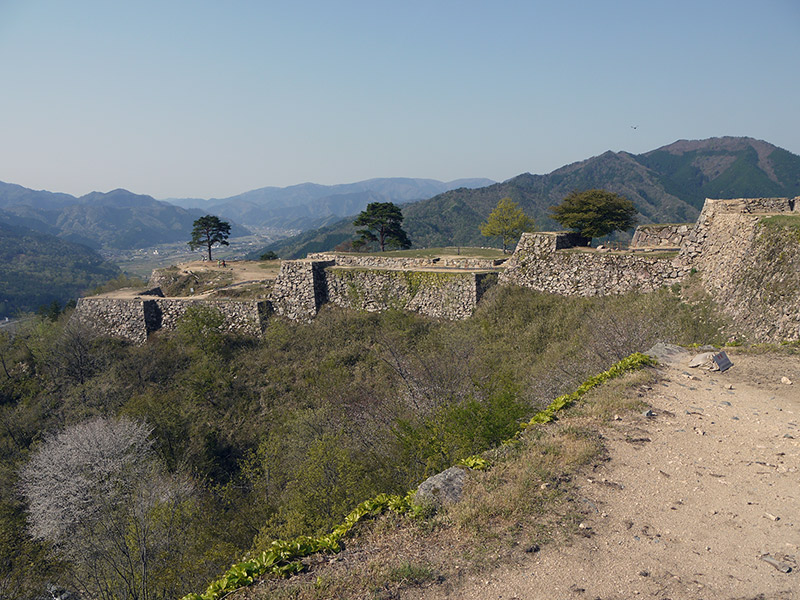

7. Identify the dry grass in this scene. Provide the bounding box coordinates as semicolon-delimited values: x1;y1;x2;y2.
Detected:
234;367;660;600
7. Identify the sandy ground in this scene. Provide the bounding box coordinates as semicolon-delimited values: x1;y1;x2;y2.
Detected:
173;259;281;284
406;351;800;600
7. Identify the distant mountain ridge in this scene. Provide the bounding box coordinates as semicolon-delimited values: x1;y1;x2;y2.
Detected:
163;177;496;231
254;137;800;257
0;187;251;250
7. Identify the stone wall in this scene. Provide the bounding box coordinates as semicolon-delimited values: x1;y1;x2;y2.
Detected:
679;197;800;341
631;224;694;249
150;299;268;337
499;233;689;296
270;259;495;321
270;260;333;321
325;268;495;320
306;253;507;270
72;298;153;344
71;297;270;344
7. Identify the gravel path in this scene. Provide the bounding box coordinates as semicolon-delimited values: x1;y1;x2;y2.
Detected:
406;351;799;600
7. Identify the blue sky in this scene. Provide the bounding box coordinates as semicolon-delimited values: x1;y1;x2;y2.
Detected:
1;0;798;199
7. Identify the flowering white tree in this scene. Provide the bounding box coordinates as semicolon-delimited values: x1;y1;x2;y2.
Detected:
20;417;193;600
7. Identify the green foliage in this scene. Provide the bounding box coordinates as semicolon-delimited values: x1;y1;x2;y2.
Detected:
0;222;120;318
760;214;800;241
480;197;535;252
188;215;231;261
0;279;728;600
176;305;226;355
459;455;490;470
521;353;656;426
259;251;279;260
35;299;71;321
353;202;411;252
182;351;655;600
393;388;529;480
549;189;637;240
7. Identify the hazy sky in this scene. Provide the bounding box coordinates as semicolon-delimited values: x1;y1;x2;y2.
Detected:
1;0;798;199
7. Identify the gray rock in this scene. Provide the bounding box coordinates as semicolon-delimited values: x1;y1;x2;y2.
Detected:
645;342;689;365
415;466;468;506
688;352;716;368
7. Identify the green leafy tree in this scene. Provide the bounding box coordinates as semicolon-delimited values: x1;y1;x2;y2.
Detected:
189;215;231;261
479;197;535;253
353;202;411;252
549;189;637;241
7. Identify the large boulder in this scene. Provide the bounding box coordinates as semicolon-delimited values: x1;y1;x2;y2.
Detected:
415;466;468;506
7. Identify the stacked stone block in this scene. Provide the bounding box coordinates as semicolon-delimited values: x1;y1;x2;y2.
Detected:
499;233;688;296
72;297;269;344
324;268;493;320
306;253;506;270
631;224;694;249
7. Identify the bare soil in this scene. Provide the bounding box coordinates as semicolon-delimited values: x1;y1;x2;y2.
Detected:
404;352;800;600
93;260;279;298
172;259;281;286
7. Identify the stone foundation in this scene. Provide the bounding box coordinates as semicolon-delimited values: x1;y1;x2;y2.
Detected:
678;197;800;341
269;260;334;321
72;297;270;344
306;253;507;270
499;233;689;296
325;268;495;320
631;224;694;248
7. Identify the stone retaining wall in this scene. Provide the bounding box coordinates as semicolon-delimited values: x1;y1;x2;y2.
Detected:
151;299;268;337
270;260;333;321
325;268;495;320
72;298;153;344
71;297;270;344
631;224;694;248
306;253;507;270
73;196;800;342
678;197;800;341
500;234;688;296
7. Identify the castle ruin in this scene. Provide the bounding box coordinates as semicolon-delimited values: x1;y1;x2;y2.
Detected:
71;197;800;343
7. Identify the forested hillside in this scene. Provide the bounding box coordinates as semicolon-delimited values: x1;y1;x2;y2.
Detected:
404;136;800;248
0;186;250;250
0;284;725;599
256;137;800;257
0;222;120;317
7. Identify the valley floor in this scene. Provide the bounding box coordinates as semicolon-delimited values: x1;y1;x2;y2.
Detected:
404;351;800;600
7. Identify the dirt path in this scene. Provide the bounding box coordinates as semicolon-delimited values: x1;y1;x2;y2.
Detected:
406;351;800;600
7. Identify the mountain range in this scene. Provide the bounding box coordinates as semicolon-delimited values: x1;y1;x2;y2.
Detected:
163;177;496;231
0;185;252;250
254;137;800;257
